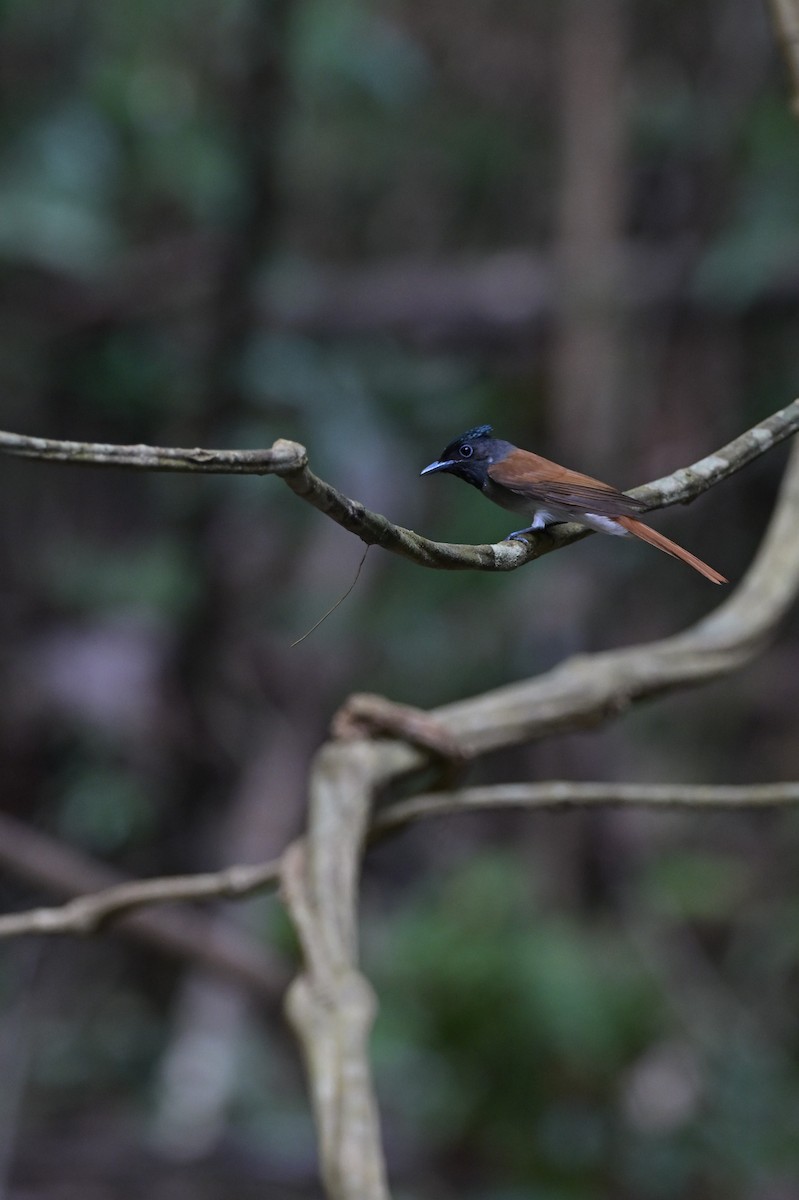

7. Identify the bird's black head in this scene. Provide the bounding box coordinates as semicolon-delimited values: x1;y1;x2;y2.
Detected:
420;424;502;489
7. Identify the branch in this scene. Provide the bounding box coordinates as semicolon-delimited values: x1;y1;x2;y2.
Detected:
771;0;799;117
0;812;283;998
4;403;799;1200
0;399;797;572
4;779;799;943
4;425;799;950
281;742;391;1200
289;429;799;790
421;437;799;757
0;431;304;474
0;858;281;939
370;781;799;838
629;398;799;508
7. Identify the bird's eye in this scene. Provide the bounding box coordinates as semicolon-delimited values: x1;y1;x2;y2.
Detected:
459;444;474;458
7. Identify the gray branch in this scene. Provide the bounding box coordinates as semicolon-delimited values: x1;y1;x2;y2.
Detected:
4;782;799;944
3;402;799;1199
1;398;797;571
0;813;282;997
771;0;799;117
0;858;281;939
371;782;799;838
281;742;391;1200
278;432;799;1198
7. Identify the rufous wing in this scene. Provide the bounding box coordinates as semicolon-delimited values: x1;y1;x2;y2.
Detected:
487;449;646;518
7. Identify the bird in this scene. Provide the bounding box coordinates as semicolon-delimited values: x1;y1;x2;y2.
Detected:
421;424;727;584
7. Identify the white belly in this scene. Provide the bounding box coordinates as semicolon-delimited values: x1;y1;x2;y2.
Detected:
480;480;628;538
580;512;628;537
529;506;628;537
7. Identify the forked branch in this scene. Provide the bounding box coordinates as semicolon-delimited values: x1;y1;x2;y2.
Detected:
4;782;799;941
2;406;799;1200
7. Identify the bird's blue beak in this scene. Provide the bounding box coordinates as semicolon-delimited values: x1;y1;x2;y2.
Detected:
420;459;453;476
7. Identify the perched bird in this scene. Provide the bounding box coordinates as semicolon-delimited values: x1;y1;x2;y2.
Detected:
421;424;727;584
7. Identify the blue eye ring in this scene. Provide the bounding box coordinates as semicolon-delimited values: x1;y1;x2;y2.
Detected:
459;444;474;458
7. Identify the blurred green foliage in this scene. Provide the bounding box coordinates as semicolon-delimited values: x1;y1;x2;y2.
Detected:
54;761;158;853
369;849;799;1198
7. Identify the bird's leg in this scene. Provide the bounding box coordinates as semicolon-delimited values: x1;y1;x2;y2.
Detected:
504;511;554;541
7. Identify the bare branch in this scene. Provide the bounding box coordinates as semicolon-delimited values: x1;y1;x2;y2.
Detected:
371;781;799;839
294;432;799;792
4;776;799;944
0;430;306;474
0;399;797;572
332;692;464;760
3;402;799;1200
3;427;799;953
424;437;799;757
282;743;391;1200
771;0;799;117
0;813;283;998
0;858;281;939
630;398;799;508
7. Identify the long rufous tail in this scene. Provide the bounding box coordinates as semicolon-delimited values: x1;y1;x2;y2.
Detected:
616;516;727;584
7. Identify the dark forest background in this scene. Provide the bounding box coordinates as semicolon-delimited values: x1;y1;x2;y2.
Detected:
2;1;799;1197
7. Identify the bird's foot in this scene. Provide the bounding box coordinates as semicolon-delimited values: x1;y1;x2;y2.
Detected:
504;525;536;542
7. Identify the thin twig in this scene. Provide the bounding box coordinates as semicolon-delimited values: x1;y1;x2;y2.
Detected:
0;861;280;938
370;781;799;839
291;546;370;646
0;844;280;940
